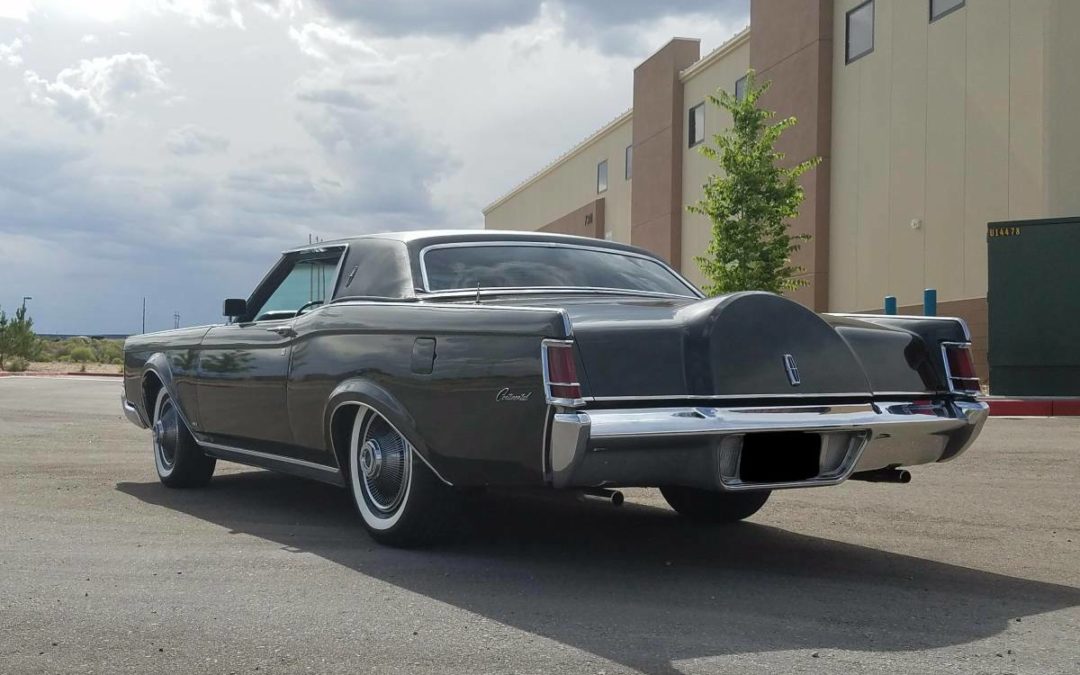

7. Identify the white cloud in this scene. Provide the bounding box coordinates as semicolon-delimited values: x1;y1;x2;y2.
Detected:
0;0;749;333
288;22;380;62
158;0;246;28
80;34;97;44
0;38;24;66
165;124;229;155
0;0;33;21
252;0;302;20
23;53;169;131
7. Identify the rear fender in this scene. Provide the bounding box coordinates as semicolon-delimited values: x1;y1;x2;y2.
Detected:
828;314;973;394
325;378;452;486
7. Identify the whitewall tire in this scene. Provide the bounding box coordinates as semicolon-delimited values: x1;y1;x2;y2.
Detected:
347;405;454;546
151;387;215;488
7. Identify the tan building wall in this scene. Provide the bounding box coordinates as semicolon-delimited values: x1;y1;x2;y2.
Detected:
1045;0;1080;218
483;0;1077;377
484;112;633;242
679;34;750;289
828;0;1054;313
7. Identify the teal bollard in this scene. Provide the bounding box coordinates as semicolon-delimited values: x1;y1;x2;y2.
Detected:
884;296;897;315
924;289;937;316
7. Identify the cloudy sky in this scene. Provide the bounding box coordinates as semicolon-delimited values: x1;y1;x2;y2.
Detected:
0;0;747;334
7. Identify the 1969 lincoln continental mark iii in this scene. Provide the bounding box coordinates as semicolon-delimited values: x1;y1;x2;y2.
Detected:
122;230;988;545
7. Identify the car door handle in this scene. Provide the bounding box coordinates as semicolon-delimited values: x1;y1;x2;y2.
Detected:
265;326;297;338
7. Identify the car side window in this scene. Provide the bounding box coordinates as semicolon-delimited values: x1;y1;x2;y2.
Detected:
250;252;342;322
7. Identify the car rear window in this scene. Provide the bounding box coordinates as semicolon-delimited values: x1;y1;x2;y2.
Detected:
421;244;698;297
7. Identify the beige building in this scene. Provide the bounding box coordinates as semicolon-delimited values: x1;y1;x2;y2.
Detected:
484;0;1080;378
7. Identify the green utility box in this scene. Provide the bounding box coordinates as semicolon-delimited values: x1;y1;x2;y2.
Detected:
987;216;1080;396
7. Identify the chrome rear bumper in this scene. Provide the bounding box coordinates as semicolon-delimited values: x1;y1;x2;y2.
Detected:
547;400;988;491
121;393;148;429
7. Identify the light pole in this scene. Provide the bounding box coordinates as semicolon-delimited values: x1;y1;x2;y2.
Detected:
20;296;32;311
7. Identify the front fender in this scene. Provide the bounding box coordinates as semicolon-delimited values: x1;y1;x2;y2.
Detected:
325;377;453;486
140;353;200;431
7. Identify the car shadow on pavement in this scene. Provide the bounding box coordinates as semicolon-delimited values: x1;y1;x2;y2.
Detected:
117;472;1080;674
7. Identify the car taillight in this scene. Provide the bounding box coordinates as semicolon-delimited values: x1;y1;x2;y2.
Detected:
542;340;584;406
942;342;980;394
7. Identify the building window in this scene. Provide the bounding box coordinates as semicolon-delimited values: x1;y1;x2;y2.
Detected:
734;75;748;102
688;102;705;147
845;0;874;64
930;0;964;22
596;159;608;193
624;145;632;180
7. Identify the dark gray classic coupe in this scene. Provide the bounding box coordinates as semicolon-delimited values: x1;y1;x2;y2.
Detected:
122;230;988;545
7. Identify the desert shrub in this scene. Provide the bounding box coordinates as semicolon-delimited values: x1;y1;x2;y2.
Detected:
32;337;123;364
69;346;95;363
94;339;123;363
4;356;29;372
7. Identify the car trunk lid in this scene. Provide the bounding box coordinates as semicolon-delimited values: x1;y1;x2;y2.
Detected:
562;292;873;399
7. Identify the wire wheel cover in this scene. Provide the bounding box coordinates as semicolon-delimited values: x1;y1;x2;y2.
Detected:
358;414;411;514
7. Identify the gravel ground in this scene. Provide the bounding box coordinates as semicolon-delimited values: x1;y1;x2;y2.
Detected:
0;377;1077;674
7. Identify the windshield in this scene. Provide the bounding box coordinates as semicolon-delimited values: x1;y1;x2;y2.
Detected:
421;244;698;297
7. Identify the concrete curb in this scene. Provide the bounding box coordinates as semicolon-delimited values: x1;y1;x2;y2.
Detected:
985;397;1080;417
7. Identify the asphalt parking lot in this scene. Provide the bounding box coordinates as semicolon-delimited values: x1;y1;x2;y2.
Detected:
0;377;1077;674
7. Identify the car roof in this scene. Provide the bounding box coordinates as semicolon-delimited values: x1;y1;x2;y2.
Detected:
282;229;654;258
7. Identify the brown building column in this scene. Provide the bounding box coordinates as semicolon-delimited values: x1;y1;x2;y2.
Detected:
538;198;605;239
630;38;700;267
750;0;834;311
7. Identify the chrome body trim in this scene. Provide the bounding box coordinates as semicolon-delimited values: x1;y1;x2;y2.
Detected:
332;299;565;311
581;391;946;403
540;338;586;408
197;439;341;474
121;393;149;429
546;400;989;491
559;308;573;337
423;287;699;301
417;240;703;299
940;341;981;394
239;244;349;325
325;299;576;339
326;244;349;298
828;313;973;341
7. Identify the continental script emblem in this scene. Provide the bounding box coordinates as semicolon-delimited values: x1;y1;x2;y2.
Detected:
496;388;532;402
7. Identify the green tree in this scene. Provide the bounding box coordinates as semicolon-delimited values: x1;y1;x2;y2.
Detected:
6;305;38;361
689;71;820;296
0;309;8;369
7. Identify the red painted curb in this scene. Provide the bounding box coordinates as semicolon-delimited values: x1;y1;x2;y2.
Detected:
986;398;1080;417
1051;400;1080;416
0;371;122;378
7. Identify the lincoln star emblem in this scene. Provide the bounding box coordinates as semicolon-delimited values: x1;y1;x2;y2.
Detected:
783;354;801;386
496;388;532;402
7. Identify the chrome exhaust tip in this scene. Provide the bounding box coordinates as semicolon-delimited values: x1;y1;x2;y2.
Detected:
581;487;624;506
850;468;911;483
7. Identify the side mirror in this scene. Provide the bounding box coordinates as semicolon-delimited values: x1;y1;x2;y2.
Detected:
223;298;247;318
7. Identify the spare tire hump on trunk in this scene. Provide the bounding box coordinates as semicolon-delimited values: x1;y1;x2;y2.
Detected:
571;292;872;399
